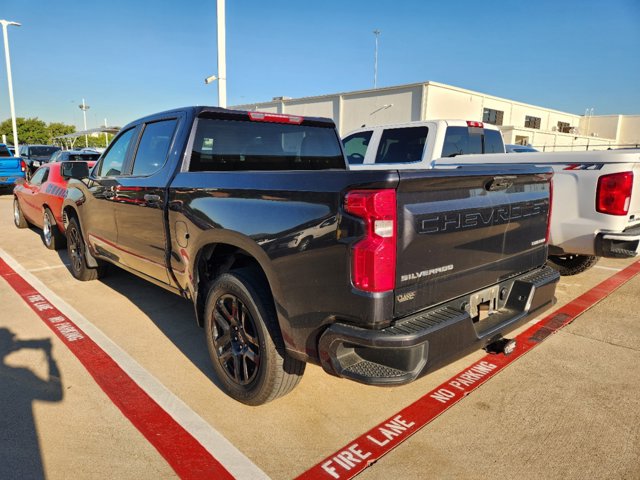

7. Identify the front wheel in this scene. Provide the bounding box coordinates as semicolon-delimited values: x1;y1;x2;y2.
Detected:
66;217;105;281
204;269;305;405
547;254;599;276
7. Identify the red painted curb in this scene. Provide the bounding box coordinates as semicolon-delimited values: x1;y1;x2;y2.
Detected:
297;260;640;480
0;258;234;480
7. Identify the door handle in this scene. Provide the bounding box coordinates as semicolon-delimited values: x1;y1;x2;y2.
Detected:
144;194;161;203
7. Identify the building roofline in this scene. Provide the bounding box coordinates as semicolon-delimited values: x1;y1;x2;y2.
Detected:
232;80;597;119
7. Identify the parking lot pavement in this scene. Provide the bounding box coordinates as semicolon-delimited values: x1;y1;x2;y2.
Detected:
1;193;639;479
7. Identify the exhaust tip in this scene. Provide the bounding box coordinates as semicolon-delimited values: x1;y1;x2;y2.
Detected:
484;337;517;356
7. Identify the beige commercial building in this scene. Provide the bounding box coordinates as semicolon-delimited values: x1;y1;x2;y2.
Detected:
234;81;640;152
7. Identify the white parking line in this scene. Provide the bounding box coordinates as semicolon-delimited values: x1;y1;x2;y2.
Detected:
29;264;71;272
0;247;270;480
594;265;623;272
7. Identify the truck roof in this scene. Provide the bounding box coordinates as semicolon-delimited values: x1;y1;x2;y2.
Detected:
344;119;501;137
121;106;337;132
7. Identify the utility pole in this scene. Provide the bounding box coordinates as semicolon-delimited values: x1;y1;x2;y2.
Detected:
373;29;380;89
0;19;21;151
79;98;90;148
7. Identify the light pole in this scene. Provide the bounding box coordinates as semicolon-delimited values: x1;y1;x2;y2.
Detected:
0;19;21;151
79;98;90;147
205;0;227;108
373;29;380;89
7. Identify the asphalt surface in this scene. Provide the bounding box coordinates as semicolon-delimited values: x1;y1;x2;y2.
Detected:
0;192;638;480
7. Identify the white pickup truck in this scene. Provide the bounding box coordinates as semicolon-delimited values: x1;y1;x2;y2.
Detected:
343;121;640;275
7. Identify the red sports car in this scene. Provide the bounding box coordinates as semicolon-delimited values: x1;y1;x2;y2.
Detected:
13;160;95;250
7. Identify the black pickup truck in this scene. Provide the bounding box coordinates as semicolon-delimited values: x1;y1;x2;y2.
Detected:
62;107;559;405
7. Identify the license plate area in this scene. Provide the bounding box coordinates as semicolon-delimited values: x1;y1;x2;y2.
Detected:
469;285;499;323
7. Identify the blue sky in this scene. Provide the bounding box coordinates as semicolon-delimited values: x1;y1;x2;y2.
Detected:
0;0;638;129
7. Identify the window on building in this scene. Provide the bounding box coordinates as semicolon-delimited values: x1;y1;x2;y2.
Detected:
515;135;530;146
525;116;542;129
483;108;504;126
557;121;571;133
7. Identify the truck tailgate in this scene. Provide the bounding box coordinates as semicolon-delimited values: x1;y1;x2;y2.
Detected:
394;166;552;317
0;158;21;173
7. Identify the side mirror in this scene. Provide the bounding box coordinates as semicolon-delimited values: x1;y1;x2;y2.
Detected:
61;161;90;180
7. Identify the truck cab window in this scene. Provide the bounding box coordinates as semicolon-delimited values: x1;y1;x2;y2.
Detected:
96;128;136;177
442;127;482;157
131;119;177;176
375;127;428;164
342;131;372;164
484;129;505;153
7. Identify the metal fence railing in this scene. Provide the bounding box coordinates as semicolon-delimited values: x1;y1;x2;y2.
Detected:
532;144;640;152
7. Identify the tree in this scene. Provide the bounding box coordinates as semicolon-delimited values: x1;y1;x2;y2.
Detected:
1;117;115;149
47;122;75;144
0;117;48;145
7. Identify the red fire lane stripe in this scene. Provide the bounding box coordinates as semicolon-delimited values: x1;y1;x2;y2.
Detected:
297;260;640;480
0;258;234;480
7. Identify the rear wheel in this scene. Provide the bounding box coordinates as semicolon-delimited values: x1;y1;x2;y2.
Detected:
13;197;28;228
42;208;66;250
204;269;305;405
66;218;105;281
547;254;599;276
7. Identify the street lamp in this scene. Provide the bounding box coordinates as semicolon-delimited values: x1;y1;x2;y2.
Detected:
78;98;90;147
204;0;227;108
0;19;21;151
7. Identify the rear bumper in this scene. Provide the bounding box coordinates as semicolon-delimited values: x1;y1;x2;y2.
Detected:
318;266;559;385
595;225;640;258
0;174;24;186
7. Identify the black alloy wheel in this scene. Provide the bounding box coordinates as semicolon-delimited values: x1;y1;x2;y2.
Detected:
204;269;305;405
211;293;261;385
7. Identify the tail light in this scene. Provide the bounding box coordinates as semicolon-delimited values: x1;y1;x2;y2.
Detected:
466;121;484;128
596;171;633;216
546;175;553;243
20;160;27;173
344;189;396;292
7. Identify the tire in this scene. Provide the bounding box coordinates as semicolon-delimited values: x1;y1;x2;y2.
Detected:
204;268;305;405
298;237;312;252
66;217;105;281
13;197;28;228
42;208;66;250
547;254;600;276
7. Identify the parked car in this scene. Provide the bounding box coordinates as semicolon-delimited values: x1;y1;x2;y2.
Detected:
61;106;558;405
506;144;539;153
19;145;61;172
49;150;101;163
0;143;27;192
13;160;95;249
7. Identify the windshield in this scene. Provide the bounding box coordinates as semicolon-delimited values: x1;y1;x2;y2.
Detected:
0;145;11;157
64;152;101;161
